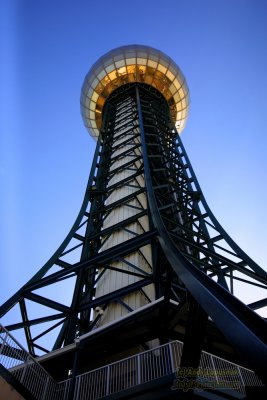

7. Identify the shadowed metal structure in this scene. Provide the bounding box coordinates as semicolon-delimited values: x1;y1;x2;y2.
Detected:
1;45;267;399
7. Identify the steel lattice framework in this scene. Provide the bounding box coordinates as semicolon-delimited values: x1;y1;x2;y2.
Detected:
1;49;267;390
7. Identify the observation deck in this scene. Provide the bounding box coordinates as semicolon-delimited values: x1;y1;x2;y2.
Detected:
80;44;189;138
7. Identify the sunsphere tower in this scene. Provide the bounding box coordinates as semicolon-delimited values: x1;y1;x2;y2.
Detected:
1;45;267;399
80;45;189;329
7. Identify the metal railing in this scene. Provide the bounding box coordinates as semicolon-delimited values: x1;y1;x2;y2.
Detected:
197;349;263;396
56;379;71;400
74;341;182;399
74;340;263;399
0;323;59;399
0;322;263;400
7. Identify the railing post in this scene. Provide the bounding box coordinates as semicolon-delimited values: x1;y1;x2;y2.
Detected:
168;342;175;373
41;375;50;400
63;380;69;400
0;332;8;357
237;366;245;387
237;365;246;395
67;348;79;400
137;354;141;385
20;355;30;385
73;376;80;400
106;365;110;396
210;355;219;384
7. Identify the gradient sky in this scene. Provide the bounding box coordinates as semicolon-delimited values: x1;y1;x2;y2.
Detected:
1;0;267;318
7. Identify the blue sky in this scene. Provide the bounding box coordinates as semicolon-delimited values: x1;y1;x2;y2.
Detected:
1;0;267;312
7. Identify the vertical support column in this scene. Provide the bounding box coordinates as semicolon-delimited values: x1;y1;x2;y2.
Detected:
67;347;80;400
180;294;208;371
93;86;154;327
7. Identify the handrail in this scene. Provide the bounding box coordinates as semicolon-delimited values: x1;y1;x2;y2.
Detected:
0;323;263;400
0;323;59;399
74;340;263;399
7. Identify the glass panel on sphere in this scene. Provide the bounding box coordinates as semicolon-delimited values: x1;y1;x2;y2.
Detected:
117;66;127;75
153;70;163;80
91;91;98;103
126;57;136;65
158;64;167;74
85;109;90;120
85;96;90;108
178;87;184;98
174;93;181;104
92;78;99;88
146;66;155;76
89;101;96;110
153;79;164;91
168;63;179;76
159;57;169;68
101;75;111;87
137;51;148;58
115;76;125;87
97;70;106;81
127;65;136;74
147;59;157;69
114;53;123;61
137;58;147;65
137;65;146;74
144;74;153;85
166;70;175;82
169;83;177;95
86;73;96;85
87;87;94;98
104;57;113;67
125;50;136;58
173;79;181;90
115;60;125;68
164;89;172;101
106;63;115;73
128;74;135;82
93;64;103;76
108;70;117;81
95;82;104;95
181;98;186;108
97;96;105;107
177;74;184;86
149;52;159;62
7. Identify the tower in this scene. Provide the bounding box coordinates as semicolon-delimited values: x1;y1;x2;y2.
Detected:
1;45;267;399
